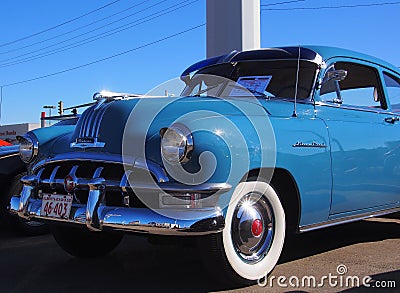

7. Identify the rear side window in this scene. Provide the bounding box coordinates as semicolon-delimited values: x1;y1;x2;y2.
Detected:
383;73;400;112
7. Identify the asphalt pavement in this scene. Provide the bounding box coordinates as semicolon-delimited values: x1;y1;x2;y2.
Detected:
0;214;398;293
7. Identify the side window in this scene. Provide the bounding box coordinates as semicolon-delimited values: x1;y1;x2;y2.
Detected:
320;62;385;109
383;73;400;113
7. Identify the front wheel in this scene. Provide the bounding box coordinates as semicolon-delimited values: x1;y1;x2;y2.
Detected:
52;226;123;258
199;181;286;285
7;172;48;236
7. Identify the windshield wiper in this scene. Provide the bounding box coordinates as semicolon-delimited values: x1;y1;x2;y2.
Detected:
243;88;275;99
190;84;220;97
246;89;270;98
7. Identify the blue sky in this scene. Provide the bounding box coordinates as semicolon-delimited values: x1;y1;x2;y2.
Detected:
0;0;399;124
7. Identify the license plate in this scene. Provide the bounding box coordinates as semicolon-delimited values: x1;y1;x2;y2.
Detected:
40;194;73;219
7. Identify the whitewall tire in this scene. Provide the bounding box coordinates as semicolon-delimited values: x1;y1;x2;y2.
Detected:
199;180;286;285
223;181;286;280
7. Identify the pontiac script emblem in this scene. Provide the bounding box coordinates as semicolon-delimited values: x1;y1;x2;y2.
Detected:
292;141;327;148
64;175;76;193
70;137;106;149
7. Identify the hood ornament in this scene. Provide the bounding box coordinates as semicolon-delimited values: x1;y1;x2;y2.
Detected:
93;91;141;111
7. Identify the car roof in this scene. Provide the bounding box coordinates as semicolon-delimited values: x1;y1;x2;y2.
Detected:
181;46;400;79
303;45;399;74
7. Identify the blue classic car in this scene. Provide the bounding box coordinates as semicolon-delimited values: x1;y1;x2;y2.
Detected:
9;46;400;284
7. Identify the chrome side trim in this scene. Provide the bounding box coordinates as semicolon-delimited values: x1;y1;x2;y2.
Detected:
299;206;400;233
9;196;225;236
0;153;20;159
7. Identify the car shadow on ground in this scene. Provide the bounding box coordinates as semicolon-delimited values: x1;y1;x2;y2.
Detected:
280;216;400;263
0;216;398;292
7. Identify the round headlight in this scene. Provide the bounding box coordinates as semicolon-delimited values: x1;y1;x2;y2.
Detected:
18;134;38;163
160;124;193;164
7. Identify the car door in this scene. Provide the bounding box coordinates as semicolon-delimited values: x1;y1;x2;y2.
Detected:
315;59;400;215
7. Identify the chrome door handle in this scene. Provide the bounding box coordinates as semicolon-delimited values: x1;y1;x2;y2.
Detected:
385;116;400;124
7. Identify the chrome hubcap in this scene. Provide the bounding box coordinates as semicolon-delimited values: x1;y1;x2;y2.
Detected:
231;192;274;263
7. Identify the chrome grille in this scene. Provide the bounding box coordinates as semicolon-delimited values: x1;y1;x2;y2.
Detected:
34;161;155;207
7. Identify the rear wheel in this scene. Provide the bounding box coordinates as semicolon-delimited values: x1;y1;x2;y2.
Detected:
52;226;123;258
199;181;286;285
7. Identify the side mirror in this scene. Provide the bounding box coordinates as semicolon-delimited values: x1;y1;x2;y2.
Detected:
322;69;347;84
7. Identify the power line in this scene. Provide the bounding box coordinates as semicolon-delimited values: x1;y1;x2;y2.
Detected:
261;0;305;6
0;0;121;48
262;1;400;11
0;0;150;55
0;0;170;64
0;0;198;69
1;23;205;88
0;0;192;67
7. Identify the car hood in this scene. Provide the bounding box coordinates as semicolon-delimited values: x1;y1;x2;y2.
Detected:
62;96;269;155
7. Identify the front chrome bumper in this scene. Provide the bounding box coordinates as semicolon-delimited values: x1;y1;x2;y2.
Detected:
9;175;229;236
9;196;225;235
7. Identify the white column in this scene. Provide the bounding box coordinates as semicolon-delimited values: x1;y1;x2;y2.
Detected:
206;0;260;58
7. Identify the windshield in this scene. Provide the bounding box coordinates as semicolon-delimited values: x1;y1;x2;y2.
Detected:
181;60;318;99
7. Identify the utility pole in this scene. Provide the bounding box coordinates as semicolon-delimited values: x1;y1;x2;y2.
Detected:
206;0;260;58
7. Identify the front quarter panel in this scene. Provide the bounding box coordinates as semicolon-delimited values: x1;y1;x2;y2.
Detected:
28;125;76;164
270;116;332;226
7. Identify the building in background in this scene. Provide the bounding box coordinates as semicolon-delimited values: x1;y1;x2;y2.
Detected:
0;123;40;144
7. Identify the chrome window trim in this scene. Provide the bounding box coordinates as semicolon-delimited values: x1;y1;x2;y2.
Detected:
315;58;389;110
381;70;400;113
314;101;400;115
186;58;322;102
